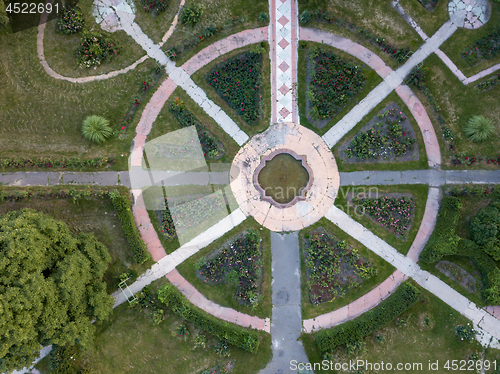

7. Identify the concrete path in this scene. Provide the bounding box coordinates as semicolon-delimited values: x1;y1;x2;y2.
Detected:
321;20;457;149
339;169;500;186
326;205;500;341
260;232;310;373
392;0;500;85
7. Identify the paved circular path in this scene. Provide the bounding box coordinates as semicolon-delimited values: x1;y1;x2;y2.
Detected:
230;122;339;232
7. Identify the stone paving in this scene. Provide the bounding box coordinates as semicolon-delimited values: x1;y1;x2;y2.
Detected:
448;0;490;29
230;122;339;232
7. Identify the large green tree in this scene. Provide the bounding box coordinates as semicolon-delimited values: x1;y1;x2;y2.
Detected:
0;209;114;372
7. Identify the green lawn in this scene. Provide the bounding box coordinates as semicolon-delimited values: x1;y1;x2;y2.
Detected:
161;0;269;65
297;0;423;69
0;186;153;294
299;217;395;320
440;2;500;77
415;54;500;168
301;285;486;374
133;0;182;44
398;0;450;38
0;22;162;170
35;278;272;374
332;91;429;172
191;43;271;137
298;42;383;137
176;218;272;319
334;184;429;256
43;0;146;78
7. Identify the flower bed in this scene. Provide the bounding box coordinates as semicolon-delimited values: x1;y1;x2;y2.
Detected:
302;228;376;305
436;261;477;293
417;0;440;11
461;26;500;66
196;230;262;305
206;50;264;125
140;0;169;14
341;104;416;161
351;195;415;238
307;46;365;120
158;201;176;240
169;98;225;159
475;73;500;92
299;9;411;63
76;29;120;69
0;156;114;169
55;3;84;34
196;229;263;306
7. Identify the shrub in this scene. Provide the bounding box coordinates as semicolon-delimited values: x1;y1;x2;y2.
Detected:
258;12;268;22
315;282;420;352
206;51;263;125
455;324;476;341
140;0;169;13
56;4;84;34
158;283;260;353
180;3;202;25
470;206;500;247
76;29;120;69
110;193;151;264
464;115;494;142
81;115;113;144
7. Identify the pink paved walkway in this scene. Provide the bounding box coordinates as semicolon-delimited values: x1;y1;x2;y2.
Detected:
299;27;393;79
407;187;441;261
182;28;268;75
303;270;407;333
395;84;441;168
166;269;271;332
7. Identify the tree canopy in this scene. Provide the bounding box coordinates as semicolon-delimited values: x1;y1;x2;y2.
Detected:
0;209;114;372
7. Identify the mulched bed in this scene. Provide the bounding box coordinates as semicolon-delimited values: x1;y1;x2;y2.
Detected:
347;191;415;240
436;260;478;293
195;229;263;306
302;227;376;305
338;102;419;163
417;0;441;12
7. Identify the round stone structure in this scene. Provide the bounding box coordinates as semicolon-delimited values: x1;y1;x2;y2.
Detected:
230;122;340;232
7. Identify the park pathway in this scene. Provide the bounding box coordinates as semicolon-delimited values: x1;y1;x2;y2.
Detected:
261;232;309;374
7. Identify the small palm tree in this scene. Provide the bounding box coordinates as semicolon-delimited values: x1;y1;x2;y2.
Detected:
464;115;494;142
82;115;112;144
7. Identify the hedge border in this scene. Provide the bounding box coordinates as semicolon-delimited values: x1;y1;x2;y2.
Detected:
314;282;421;353
158;283;260;353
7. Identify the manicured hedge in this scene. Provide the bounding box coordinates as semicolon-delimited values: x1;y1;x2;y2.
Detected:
419;196;462;263
110;194;150;264
315;282;421;353
158;283;260;353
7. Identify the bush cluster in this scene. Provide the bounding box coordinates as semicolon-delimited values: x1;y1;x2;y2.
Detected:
315;282;421;353
180;3;202;25
206;51;263;125
55;4;85;34
110;193;151;264
76;29;120;69
307;47;365;120
461;26;500;66
158;283;260;353
420;196;500;305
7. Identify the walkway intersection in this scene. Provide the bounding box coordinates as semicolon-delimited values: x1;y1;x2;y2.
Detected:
9;0;500;372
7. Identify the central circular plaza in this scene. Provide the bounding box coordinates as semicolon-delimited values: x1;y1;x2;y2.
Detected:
255;149;313;207
230;122;340;232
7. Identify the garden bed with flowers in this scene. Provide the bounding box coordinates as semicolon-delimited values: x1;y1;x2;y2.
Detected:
337;103;418;163
305;46;366;127
169;98;226;160
461;26;500;67
302;227;376;305
349;192;415;240
206;50;264;126
195;229;263;307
